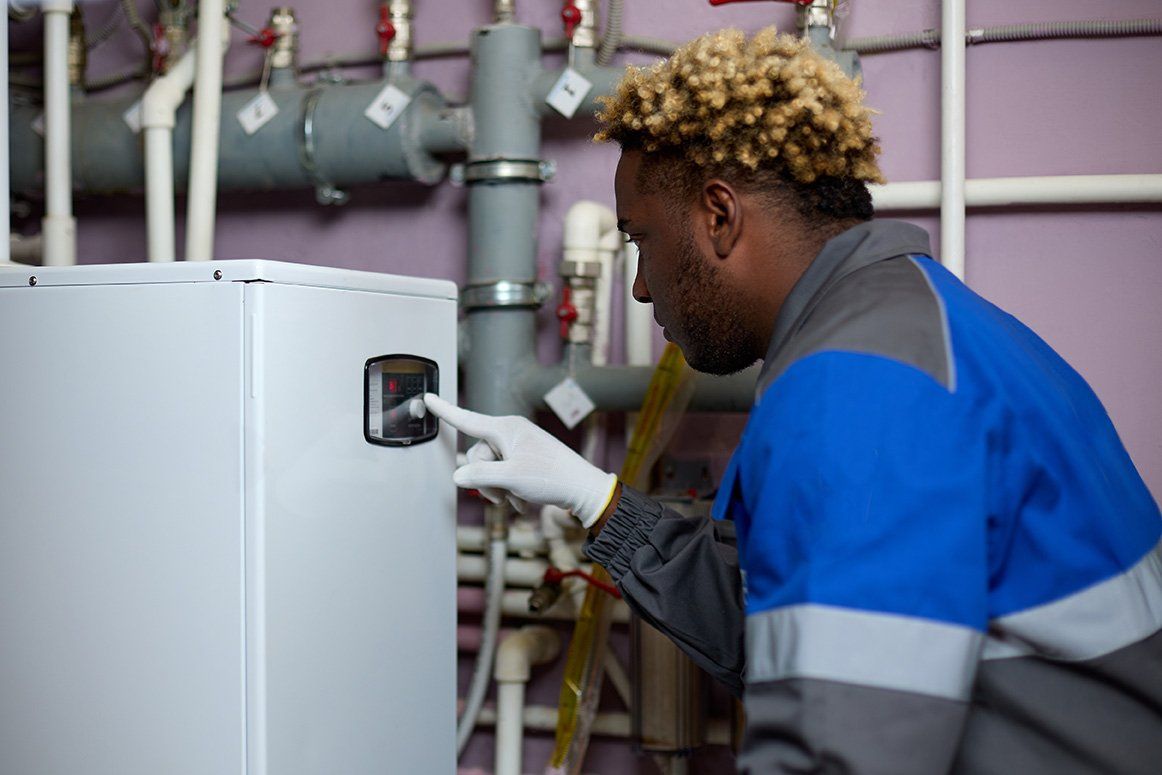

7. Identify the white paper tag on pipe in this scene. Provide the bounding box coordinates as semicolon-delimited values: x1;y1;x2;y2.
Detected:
544;377;596;430
30;112;45;137
545;68;592;119
237;91;279;135
364;83;411;130
122;100;143;134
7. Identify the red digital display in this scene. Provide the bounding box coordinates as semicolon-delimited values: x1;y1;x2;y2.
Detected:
387;378;399;393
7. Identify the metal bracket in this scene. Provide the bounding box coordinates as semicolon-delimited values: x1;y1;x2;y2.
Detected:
298;88;350;206
461;280;552;310
451;159;556;186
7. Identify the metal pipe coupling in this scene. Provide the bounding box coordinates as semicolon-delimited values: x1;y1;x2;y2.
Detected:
461;281;552;311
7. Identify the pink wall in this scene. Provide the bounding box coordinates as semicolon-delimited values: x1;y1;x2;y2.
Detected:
11;1;1161;771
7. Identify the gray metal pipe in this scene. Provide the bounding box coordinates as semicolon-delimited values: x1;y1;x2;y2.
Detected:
462;24;545;419
521;363;758;413
530;46;625;117
9;73;469;195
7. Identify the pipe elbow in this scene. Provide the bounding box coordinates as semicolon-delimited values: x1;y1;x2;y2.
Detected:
495;625;561;683
563;200;618;252
141;50;199;129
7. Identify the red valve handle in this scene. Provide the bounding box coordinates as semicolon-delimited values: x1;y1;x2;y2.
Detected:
561;2;582;38
543;566;621;598
556;286;578;339
709;0;812;5
247;27;278;49
151;22;170;74
376;6;396;57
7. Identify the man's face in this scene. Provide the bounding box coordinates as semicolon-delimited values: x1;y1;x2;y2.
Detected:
614;150;757;376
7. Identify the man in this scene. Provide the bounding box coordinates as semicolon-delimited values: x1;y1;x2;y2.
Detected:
425;27;1162;773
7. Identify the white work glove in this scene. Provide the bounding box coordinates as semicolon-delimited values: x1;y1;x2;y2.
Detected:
423;393;618;528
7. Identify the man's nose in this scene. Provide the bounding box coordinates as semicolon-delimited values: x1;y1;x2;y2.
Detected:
632;270;651;304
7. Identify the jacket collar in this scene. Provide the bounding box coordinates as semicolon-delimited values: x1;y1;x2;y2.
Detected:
755;219;933;396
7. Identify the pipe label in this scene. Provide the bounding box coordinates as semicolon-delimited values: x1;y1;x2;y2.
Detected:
546;68;593;119
544;377;596;430
237;92;280;136
364;84;412;130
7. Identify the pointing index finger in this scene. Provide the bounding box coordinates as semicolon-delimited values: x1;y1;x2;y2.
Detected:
423;393;500;442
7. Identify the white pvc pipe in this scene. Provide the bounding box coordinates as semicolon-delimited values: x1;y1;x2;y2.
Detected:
457;524;549;555
494;626;560;775
940;0;967;280
563;201;619;366
457;553;549;588
624;241;653;367
871;174;1162;211
41;0;75;266
184;0;229;261
141;48;199;263
456;538;507;755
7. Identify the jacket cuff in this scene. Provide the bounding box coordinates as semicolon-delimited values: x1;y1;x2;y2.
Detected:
583;485;662;583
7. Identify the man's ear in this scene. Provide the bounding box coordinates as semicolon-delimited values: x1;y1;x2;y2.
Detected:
701;180;742;259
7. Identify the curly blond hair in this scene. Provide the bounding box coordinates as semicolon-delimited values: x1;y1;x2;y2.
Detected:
596;26;884;213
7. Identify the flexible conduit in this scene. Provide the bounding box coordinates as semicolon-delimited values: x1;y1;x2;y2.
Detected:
456;536;507;755
595;0;623;65
847;18;1162;54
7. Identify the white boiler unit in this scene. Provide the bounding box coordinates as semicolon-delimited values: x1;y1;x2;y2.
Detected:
0;261;458;774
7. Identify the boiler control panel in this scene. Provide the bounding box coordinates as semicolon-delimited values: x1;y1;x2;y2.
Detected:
364;354;439;446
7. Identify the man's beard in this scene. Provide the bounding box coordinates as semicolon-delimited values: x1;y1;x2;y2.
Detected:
671;231;761;376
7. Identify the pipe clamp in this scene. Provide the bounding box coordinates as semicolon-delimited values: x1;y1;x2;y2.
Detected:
298;88;350;206
461;280;552;310
456;159;556;185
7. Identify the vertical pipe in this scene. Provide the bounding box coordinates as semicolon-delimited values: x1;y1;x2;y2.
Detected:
184;0;227;261
464;25;544;417
0;7;9;265
941;0;967;280
144;128;177;262
41;0;76;266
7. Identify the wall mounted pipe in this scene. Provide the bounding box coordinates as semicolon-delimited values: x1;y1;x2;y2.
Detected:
941;0;967;279
184;0;229;261
458;553;550;588
9;77;468;196
523;362;758;413
624;242;654;368
141;47;198;262
871;175;1162;210
41;0;75;266
462;24;545;419
531;45;625;118
494;626;561;775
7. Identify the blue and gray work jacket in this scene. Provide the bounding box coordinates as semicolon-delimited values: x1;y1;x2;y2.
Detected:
586;219;1162;773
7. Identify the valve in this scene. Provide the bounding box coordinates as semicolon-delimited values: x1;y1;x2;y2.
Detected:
377;5;397;57
561;1;582;38
556;286;579;340
150;22;170;74
246;26;278;49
